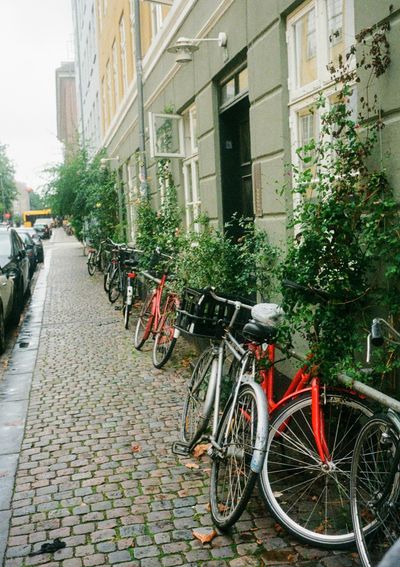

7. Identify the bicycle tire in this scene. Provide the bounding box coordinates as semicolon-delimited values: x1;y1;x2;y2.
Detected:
123;300;130;329
87;251;96;276
259;391;372;549
108;267;121;303
123;279;136;330
103;264;113;293
350;415;400;567
210;382;268;530
134;290;154;350
181;347;216;448
152;297;178;369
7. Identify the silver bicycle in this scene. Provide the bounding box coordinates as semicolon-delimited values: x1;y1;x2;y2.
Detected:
173;288;272;530
339;319;400;567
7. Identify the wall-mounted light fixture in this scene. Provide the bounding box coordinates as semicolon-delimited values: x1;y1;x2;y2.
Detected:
167;32;227;64
100;156;120;169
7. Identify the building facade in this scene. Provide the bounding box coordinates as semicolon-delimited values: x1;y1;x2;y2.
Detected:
72;0;400;245
55;61;78;156
72;0;102;154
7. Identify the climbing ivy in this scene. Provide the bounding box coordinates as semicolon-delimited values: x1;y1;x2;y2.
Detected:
279;20;400;385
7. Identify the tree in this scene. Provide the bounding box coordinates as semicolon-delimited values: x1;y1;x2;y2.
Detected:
45;145;121;243
0;144;17;216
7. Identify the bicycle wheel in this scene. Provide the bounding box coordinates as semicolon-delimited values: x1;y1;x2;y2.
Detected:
350;415;400;567
103;263;113;293
152;297;178;369
210;382;268;531
259;392;372;549
181;347;215;447
108;268;121;303
123;278;136;330
87;251;96;276
123;295;131;329
134;290;154;350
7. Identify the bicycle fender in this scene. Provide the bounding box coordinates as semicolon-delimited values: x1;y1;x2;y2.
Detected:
248;383;269;474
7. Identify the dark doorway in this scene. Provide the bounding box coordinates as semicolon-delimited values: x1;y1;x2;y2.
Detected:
220;96;253;239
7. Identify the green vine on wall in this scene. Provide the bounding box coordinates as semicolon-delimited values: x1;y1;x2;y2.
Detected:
279;19;400;386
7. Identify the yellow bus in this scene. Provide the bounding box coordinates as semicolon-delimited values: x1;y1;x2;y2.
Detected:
22;209;52;227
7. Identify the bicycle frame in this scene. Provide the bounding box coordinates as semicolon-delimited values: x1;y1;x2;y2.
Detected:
247;341;331;463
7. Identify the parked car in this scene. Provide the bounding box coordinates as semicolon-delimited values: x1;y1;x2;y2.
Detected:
16;227;44;264
34;218;53;239
0;228;30;328
15;229;37;277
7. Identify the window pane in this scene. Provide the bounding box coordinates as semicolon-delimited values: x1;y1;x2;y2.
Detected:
327;0;345;63
238;67;248;93
221;78;235;104
293;7;317;88
0;234;11;258
154;115;181;155
298;107;317;175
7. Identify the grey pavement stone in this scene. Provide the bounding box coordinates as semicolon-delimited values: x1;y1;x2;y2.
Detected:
0;231;360;567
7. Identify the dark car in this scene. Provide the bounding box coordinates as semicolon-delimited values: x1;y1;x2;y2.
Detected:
15;229;37;277
34;219;52;240
16;227;44;264
0;228;30;326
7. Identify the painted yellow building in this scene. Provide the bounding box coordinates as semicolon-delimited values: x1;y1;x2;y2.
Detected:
96;0;170;135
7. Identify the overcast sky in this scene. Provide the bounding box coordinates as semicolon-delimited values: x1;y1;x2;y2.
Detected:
0;0;74;192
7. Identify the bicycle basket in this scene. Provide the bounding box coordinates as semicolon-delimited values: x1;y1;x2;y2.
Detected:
175;288;254;339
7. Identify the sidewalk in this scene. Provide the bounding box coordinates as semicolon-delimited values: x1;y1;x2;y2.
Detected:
0;229;358;566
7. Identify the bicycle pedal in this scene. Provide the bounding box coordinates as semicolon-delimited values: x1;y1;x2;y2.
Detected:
114;306;122;311
172;441;191;456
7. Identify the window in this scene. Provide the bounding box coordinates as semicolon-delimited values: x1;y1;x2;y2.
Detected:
220;66;248;108
287;0;352;99
151;3;164;39
287;0;354;199
106;59;112;116
101;78;108;127
182;106;200;231
149;112;184;158
112;40;119;106
119;16;128;94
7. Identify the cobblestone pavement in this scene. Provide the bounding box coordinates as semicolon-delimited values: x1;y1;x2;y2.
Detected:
2;229;360;566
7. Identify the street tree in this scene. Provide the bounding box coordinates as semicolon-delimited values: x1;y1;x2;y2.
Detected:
0;143;17;216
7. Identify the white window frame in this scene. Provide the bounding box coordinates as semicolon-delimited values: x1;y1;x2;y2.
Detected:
151;3;164;39
287;0;355;208
182;105;200;232
148;112;185;158
106;60;112;117
112;40;119;107
287;0;354;102
119;15;128;94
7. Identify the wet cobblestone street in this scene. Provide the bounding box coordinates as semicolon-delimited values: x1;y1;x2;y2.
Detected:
0;229;359;566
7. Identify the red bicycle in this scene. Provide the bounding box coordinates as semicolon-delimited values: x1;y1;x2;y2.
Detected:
250;281;373;549
134;251;179;369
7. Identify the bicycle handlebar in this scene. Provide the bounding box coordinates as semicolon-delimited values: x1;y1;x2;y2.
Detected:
205;288;253;311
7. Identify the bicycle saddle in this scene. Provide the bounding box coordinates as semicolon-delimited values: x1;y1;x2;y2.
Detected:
242;320;278;344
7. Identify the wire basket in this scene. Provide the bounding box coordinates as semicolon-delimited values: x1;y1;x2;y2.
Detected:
175;288;253;339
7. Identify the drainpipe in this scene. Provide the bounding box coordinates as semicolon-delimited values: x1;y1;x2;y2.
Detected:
133;0;149;199
73;0;86;150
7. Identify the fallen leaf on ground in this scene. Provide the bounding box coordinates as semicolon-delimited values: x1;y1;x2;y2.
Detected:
192;529;218;544
180;357;192;368
205;502;211;512
274;523;284;535
193;443;211;459
185;462;200;469
131;443;141;453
